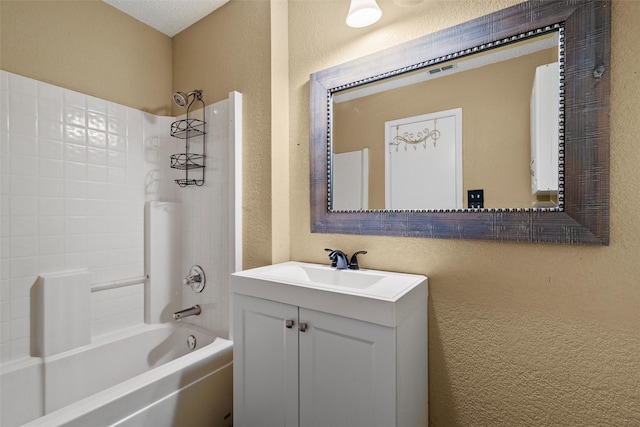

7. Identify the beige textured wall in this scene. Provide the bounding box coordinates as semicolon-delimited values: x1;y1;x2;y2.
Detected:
270;0;291;263
289;0;639;425
0;0;274;282
0;0;172;115
172;0;273;269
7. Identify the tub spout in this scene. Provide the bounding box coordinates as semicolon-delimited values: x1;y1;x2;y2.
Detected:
173;305;201;321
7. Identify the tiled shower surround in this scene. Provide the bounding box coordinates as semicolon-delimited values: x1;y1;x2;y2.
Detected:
0;71;232;362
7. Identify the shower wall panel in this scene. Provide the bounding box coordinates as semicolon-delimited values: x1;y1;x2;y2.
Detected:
179;101;232;339
0;71;165;361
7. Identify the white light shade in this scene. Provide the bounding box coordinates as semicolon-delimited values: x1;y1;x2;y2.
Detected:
346;0;382;28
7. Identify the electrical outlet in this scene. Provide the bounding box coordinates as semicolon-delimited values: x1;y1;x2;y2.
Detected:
468;189;484;209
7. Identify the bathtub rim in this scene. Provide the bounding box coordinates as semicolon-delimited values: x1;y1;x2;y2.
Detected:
19;325;232;427
0;322;219;374
42;321;219;364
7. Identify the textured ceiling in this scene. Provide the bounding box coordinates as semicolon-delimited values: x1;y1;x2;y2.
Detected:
103;0;229;37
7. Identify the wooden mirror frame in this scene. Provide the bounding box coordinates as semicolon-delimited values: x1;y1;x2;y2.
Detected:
310;0;610;245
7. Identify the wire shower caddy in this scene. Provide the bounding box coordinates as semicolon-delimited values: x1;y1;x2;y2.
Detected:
170;90;206;187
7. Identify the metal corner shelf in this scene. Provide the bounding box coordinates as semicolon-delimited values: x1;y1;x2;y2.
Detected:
170;90;206;187
175;178;204;187
170;118;206;139
170;153;206;170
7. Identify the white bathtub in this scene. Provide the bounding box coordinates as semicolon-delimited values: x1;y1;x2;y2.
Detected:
0;323;233;427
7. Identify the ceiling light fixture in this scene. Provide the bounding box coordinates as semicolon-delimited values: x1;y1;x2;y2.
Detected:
346;0;382;28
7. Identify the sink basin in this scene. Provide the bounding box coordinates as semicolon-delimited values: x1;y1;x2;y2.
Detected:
260;263;385;289
231;262;428;327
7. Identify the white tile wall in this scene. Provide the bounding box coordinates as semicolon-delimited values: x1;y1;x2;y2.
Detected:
1;72;236;362
145;101;234;339
0;71;162;361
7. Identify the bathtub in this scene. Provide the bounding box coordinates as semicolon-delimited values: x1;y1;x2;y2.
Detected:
0;323;233;427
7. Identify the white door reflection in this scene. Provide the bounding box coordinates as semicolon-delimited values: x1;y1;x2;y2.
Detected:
333;148;369;210
384;108;462;210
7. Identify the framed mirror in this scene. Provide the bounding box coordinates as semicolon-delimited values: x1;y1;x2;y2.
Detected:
310;0;610;244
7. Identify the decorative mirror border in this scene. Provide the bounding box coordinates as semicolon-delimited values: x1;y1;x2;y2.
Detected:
310;0;610;245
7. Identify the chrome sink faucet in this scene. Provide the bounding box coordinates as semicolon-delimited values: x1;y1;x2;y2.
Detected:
324;249;367;270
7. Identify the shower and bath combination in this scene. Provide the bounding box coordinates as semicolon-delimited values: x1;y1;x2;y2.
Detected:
173;265;206;320
170;89;207;187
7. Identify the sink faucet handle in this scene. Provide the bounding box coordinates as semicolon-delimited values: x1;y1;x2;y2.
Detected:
348;251;368;270
326;249;349;269
324;248;337;267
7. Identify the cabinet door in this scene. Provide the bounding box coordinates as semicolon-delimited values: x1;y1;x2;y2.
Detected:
298;308;396;427
233;294;299;427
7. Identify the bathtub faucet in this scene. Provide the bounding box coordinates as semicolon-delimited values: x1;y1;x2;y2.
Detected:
173;305;201;321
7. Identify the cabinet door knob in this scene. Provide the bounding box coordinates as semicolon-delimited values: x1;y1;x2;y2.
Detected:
298;322;308;332
285;319;295;329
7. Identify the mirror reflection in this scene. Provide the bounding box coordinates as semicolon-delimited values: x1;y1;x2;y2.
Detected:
331;31;561;211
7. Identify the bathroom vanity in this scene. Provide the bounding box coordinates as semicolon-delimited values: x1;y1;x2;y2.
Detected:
231;262;428;427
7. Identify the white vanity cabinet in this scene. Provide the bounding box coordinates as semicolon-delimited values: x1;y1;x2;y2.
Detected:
233;294;397;427
231;262;428;427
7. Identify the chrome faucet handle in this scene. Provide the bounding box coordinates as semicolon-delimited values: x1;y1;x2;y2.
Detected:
183;265;206;293
183;274;201;285
348;251;367;270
